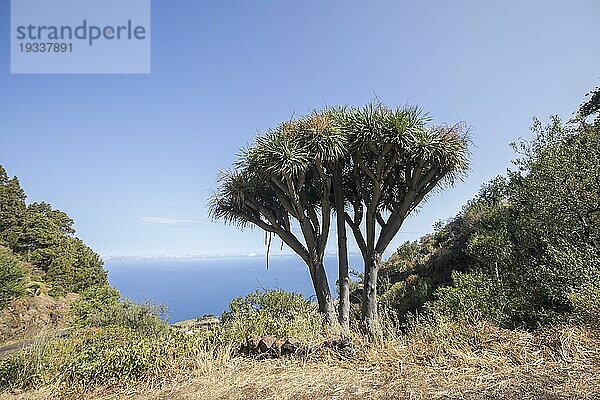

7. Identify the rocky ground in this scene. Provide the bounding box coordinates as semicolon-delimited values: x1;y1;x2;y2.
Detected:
0;292;75;345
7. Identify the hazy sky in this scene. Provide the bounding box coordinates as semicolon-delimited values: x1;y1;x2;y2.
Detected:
1;1;599;258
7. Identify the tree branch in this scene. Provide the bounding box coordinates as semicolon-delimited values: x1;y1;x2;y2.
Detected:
375;211;386;229
345;211;367;257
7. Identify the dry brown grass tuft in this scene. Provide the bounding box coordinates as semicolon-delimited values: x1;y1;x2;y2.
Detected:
2;322;599;400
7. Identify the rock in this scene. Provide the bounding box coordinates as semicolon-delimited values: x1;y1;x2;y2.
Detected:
258;336;276;353
323;337;355;358
238;343;250;355
247;335;259;349
272;338;285;357
238;336;304;358
239;335;259;356
281;338;301;355
233;334;317;359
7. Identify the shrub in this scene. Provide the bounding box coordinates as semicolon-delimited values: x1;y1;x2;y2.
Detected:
0;251;26;308
0;326;228;391
60;327;173;386
379;275;430;321
382;114;599;329
220;289;322;341
570;283;600;328
427;271;509;325
0;335;66;390
70;285;168;336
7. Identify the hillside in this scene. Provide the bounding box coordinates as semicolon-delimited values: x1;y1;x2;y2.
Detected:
0;165;111;345
0;246;75;347
0;246;76;346
2;322;599;400
1;91;599;399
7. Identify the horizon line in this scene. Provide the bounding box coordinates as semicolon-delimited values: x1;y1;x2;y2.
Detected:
101;251;365;262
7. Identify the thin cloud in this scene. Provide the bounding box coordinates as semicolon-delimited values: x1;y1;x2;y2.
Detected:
137;216;203;226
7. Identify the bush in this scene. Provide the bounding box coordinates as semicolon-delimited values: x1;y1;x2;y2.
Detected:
0;251;26;308
0;326;226;391
220;289;322;342
60;327;174;386
70;285;168;336
427;271;509;325
570;283;600;328
1;289;322;393
0;335;66;390
380;275;430;321
383;113;599;329
427;248;599;329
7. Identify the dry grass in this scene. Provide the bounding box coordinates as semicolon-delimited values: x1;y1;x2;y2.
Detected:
2;322;599;400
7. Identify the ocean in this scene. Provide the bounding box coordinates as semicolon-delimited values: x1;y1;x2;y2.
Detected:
105;254;363;323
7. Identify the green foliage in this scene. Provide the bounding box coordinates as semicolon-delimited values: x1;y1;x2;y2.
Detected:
245;113;346;178
467;232;510;270
44;238;107;295
9;202;73;266
427;271;509;325
511;116;599;250
220;289;322;341
0;326;222;391
60;327;174;386
484;117;598;327
0;166;27;242
380;98;600;329
570;283;600;327
0;165;108;295
378;241;426;288
0;250;26;308
0;289;323;392
578;86;599;127
71;285;168;336
211;104;470;332
448;118;597;326
379;275;430;321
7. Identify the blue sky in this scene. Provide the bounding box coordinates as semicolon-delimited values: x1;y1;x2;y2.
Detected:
1;1;599;259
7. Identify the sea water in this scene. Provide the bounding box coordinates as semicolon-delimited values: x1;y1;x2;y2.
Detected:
105;254;363;323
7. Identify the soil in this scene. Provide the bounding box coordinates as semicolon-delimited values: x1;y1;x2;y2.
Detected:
0;292;76;345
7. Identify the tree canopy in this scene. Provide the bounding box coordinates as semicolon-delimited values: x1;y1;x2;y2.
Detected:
212;104;470;336
211;114;345;326
0;165;107;296
327;104;469;336
377;99;600;328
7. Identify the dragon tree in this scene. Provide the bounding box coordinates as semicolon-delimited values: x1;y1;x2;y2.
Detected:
210;114;345;328
331;104;469;338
